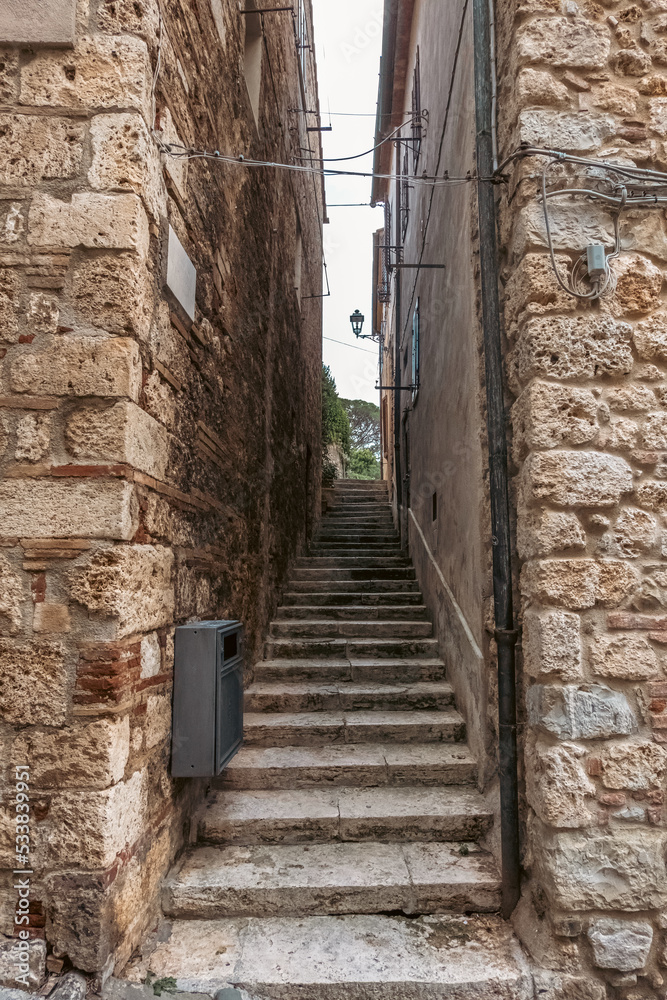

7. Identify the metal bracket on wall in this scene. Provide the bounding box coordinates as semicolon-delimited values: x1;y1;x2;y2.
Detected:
240;6;294;13
394;264;445;269
375;384;418;390
301;261;331;299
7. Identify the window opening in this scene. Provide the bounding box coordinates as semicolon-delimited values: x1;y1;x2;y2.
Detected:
401;142;410;241
294;0;308;93
379;203;392;302
432;491;438;522
294;221;303;305
411;48;422;172
411;298;420;400
244;2;263;127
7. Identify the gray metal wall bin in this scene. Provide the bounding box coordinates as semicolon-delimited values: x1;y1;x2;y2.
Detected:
171;620;244;777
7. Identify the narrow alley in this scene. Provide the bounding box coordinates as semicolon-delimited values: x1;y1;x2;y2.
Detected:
3;0;667;996
126;480;530;996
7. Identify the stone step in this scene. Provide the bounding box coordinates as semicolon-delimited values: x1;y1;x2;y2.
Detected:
289;579;421;593
291;567;416;581
322;518;395;538
276;603;429;620
314;534;399;543
310;551;403;560
264;637;440;659
296;556;410;568
138;914;531;1000
320;514;396;534
214;742;478;789
254;657;447;683
329;499;389;506
313;535;400;543
199;786;493;845
280;591;424;606
244;680;454;713
325;509;391;518
243;709;465;746
324;506;392;513
333;482;388;489
328;497;389;504
269;620;433;639
162;841;501;919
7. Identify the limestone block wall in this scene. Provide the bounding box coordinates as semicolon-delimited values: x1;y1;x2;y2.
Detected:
497;0;667;989
0;0;323;979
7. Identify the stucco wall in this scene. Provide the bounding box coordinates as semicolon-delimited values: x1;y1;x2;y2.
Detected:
379;1;497;817
0;0;323;978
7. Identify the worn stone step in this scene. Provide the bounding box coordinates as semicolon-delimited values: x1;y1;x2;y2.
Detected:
276;603;429;620
324;508;393;515
137;914;532;1000
320;514;396;532
244;680;454;713
325;511;391;520
312;538;401;546
320;529;395;537
162;841;501;918
243;709;466;746
334;481;387;488
315;533;399;542
297;556;410;568
292;567;416;581
280;591;424;607
254;658;447;683
200;786;493;845
269;620;433;640
214;742;478;789
264;637;440;659
289;579;421;593
307;551;404;560
328;496;389;503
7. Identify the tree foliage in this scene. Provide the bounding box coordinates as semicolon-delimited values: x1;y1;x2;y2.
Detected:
341;398;380;458
322;365;350;451
348;447;380;480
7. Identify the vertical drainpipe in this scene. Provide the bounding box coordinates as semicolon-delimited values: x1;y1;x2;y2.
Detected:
394;164;403;540
472;0;521;917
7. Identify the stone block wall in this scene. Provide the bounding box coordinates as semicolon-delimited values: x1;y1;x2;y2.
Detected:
497;0;667;989
0;0;323;978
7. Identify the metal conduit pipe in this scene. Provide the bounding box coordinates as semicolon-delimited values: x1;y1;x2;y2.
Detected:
472;0;521;917
394;160;403;533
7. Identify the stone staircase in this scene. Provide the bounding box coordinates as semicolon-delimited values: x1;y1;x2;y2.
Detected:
148;481;531;997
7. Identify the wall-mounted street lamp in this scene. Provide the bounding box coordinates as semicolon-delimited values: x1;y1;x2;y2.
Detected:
350;309;365;338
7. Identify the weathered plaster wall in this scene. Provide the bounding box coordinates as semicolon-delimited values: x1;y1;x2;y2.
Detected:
496;0;667;990
377;1;500;865
386;8;495;783
0;0;323;979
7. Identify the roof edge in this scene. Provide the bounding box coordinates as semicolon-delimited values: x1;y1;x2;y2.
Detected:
371;0;416;206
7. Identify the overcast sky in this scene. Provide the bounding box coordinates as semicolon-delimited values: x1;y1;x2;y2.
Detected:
311;0;385;404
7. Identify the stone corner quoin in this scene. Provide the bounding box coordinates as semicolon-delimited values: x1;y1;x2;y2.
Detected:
0;0;323;984
502;0;667;986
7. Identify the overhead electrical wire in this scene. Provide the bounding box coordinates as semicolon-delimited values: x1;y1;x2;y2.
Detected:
154;142;479;185
149;9;667;307
149;5;333;300
296;115;428;163
290;109;422;118
500;146;667;299
323;336;378;354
